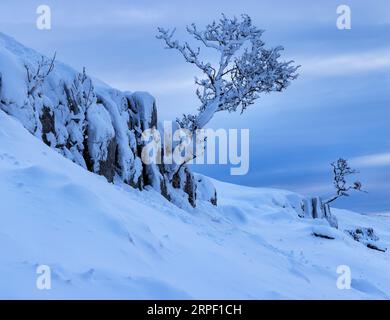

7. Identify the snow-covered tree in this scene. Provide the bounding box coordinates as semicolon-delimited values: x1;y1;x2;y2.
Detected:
21;52;57;137
157;14;299;131
325;158;364;205
64;67;96;167
24;53;56;96
69;67;95;113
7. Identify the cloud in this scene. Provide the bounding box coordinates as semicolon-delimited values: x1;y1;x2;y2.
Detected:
284;182;332;196
49;5;165;27
300;48;390;76
108;78;194;94
350;152;390;168
112;8;164;24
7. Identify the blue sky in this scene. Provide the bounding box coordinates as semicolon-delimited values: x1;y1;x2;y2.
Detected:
1;0;389;213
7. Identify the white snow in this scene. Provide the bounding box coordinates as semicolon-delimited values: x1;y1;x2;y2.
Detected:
194;174;215;200
95;89;137;184
0;46;27;106
1;110;389;299
86;103;115;173
128;91;156;130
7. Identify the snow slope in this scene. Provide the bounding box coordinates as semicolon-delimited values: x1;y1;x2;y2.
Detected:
0;110;390;299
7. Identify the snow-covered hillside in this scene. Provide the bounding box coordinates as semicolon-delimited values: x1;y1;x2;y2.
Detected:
0;32;208;209
1;110;389;299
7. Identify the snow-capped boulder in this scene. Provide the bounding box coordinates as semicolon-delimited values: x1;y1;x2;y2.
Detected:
194;174;217;206
171;166;197;207
128;91;157;130
85;102;116;181
345;227;387;252
0;45;27;107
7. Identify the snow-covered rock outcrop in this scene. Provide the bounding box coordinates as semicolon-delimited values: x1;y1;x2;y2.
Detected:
300;196;339;229
0;32;209;207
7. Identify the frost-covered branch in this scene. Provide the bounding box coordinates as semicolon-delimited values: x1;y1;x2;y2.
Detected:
157;14;299;131
25;52;56;96
324;158;364;205
156;27;216;83
70;67;95;113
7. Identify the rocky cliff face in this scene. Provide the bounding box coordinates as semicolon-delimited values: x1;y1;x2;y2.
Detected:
0;32;216;208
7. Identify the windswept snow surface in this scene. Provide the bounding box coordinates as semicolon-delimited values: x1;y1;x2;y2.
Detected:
0;110;389;299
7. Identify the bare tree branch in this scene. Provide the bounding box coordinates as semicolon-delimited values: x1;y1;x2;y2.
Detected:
324;158;365;205
25;52;56;96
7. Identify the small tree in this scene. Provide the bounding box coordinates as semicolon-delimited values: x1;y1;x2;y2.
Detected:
25;52;56;96
324;158;364;205
65;67;96;167
157;14;299;131
70;67;95;113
